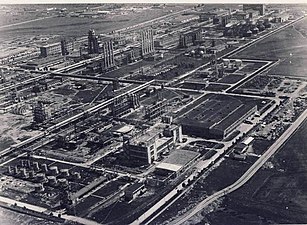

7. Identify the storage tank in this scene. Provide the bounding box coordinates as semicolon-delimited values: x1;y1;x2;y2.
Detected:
252;27;259;34
73;172;81;179
49;166;59;175
60;169;69;177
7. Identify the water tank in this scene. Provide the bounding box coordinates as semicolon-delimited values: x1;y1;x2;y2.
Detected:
73;172;81;179
49;166;59;175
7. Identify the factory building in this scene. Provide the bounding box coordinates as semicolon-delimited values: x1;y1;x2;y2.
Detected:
124;124;182;164
176;94;258;139
112;93;140;117
179;29;201;48
88;29;100;54
40;41;75;57
32;101;48;123
102;40;115;70
155;150;199;178
141;29;155;57
124;183;146;201
243;4;265;16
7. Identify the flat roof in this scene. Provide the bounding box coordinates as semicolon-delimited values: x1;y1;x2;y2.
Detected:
156;162;182;172
163;150;200;167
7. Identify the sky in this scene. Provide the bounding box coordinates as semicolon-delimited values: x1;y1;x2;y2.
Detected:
0;0;307;4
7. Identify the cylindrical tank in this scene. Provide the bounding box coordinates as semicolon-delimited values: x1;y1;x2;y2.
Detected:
60;169;69;177
49;166;59;176
73;172;81;179
48;176;57;186
41;164;48;173
34;183;45;192
33;162;40;172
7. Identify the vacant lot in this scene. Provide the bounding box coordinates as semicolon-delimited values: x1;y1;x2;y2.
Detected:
202;119;307;225
234;17;307;77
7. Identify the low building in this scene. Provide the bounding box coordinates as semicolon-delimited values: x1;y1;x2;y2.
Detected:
124;183;146;201
176;94;258;139
124;124;182;164
155;149;200;178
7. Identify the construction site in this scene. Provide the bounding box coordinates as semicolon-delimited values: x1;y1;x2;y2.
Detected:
1;3;307;225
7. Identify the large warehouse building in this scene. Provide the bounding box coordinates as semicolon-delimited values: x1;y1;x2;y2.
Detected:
176;94;257;139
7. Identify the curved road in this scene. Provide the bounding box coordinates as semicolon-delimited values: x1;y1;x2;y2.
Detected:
170;108;307;225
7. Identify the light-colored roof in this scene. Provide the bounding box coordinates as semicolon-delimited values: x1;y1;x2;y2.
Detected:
156;162;182;172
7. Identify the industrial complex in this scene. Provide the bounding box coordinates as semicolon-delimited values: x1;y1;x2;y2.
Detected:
0;3;307;225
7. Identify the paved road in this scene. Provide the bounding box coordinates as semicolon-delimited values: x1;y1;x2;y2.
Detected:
171;108;307;225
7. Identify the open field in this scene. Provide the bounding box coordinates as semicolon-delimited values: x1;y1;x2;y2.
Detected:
234;17;307;77
150;157;258;225
0;5;190;42
199;119;307;225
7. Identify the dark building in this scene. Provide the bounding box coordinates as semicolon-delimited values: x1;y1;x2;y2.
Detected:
243;4;265;15
88;29;99;54
102;40;115;70
179;29;201;48
33;102;48;123
176;94;258;139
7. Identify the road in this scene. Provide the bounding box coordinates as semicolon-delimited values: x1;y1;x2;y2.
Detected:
170;108;307;225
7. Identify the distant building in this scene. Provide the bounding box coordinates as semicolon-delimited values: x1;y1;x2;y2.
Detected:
40;41;74;57
179;29;201;48
243;4;265;16
124;124;182;164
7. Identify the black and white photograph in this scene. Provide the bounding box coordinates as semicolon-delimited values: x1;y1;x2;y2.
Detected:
0;0;307;224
